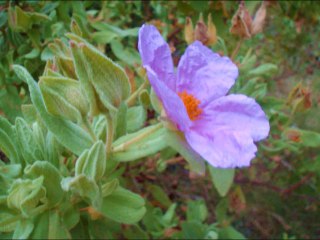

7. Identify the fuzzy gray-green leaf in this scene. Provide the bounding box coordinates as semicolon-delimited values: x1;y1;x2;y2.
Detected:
25;161;64;207
112;124;167;162
69;36;131;112
39;76;89;117
209;166;235;197
100;187;146;224
127;106;146;133
0;129;19;164
13;65;93;156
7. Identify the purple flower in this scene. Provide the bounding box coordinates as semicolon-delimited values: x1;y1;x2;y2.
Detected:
138;24;270;168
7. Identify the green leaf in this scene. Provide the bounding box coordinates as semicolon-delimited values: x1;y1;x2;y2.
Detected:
0;85;22;121
62;205;80;230
69;35;131;112
41;47;54;61
127;106;146;133
0;129;19;164
24;48;40;59
139;89;151;108
90;22;138;38
0;164;21;179
70;19;83;37
93;115;107;141
141;206;164;235
24;161;64;207
75;141;106;181
239;52;257;73
21;104;38;124
238;77;267;100
115;102;127;139
56;57;77;79
45;131;60;168
12;219;34;240
48;210;71;239
150;89;162;114
29;211;49;239
147;184;172;208
7;177;46;217
61;175;100;208
87;218;120;239
186;199;208;223
72;13;90;39
15;117;42;164
29;12;50;24
39;76;86;123
209;166;235;197
248;63;278;77
92;31;118;44
68;38;105;116
0;11;7;28
0;116;14;138
101;179;119;197
217;226;246;239
112;124;167;162
48;40;70;59
0;210;21;232
110;40;140;65
100;187;146;224
13;65;93;155
123;225;148;240
238;77;259;95
215;198;229;224
162;204;178;227
299;129;320;147
180;220;207;239
32;122;46;159
205;229;219;240
8;6;31;32
165;130;205;175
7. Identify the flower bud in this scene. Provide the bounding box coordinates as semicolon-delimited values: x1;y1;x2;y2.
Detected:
251;1;267;35
195;14;209;44
230;1;268;39
230;1;252;39
184;14;217;46
286;129;301;143
184;17;194;45
287;83;312;113
207;14;217;45
48;40;77;79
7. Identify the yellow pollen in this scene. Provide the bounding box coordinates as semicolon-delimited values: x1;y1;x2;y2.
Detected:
178;91;203;121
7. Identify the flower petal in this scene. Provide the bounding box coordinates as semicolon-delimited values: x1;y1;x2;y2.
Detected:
177;41;238;104
138;24;176;90
185;129;257;168
145;66;191;131
184;94;269;168
202;94;270;141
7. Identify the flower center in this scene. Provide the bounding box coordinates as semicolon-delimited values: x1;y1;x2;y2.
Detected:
178;91;203;121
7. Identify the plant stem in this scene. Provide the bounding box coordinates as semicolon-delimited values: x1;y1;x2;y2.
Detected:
125;79;149;107
105;113;114;156
82;117;96;141
231;38;244;61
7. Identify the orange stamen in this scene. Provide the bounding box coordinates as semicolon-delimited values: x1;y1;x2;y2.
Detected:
178;91;203;121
